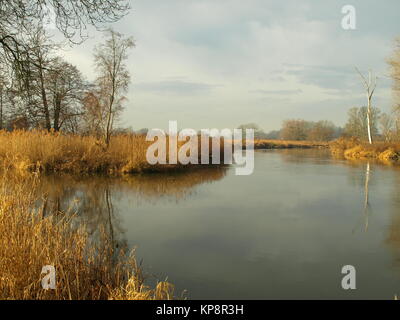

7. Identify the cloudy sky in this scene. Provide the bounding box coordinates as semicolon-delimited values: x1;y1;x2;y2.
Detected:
60;0;399;132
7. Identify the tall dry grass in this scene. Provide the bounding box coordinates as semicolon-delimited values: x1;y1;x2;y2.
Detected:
0;130;228;174
0;172;175;300
330;137;400;163
253;139;328;149
0;131;328;174
0;130;165;174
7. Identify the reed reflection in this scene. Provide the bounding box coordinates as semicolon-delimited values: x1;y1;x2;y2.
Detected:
32;167;227;247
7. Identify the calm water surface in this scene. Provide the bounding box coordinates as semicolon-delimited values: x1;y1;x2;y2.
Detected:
38;149;400;299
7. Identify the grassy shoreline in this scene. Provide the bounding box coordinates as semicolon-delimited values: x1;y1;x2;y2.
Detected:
0;131;328;175
0;130;217;175
0;173;175;300
253;139;328;150
0;131;181;174
330;137;400;164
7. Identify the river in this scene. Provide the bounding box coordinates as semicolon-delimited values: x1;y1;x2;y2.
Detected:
35;149;400;299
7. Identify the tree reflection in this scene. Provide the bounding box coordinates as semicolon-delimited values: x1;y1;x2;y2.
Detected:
363;162;371;232
30;167;228;250
350;162;373;233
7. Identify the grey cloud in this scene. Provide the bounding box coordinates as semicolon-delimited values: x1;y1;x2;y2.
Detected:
284;64;360;93
283;64;392;95
250;89;303;95
134;80;221;95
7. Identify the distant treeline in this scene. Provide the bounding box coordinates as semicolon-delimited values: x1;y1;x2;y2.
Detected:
236;105;400;142
236;121;342;142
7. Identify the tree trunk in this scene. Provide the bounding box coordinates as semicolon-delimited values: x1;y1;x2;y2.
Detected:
105;107;112;146
39;67;51;131
104;87;115;147
105;110;112;146
53;96;61;131
366;94;373;144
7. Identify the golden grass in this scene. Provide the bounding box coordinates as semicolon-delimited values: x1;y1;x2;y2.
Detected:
330;137;400;164
0;131;327;175
253;139;328;149
0;130;224;174
0;172;175;300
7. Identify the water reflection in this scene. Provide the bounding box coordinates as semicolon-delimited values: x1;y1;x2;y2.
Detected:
351;162;372;233
34;167;228;250
36;176;127;250
363;163;371;232
262;148;332;165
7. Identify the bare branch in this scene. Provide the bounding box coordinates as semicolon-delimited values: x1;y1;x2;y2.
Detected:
355;67;369;90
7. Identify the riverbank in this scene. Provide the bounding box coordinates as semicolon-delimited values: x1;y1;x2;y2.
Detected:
0;130;223;175
253;139;328;149
0;172;175;300
0;131;328;175
330;138;400;164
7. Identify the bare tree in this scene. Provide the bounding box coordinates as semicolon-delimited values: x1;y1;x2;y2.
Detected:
0;1;130;72
46;58;85;131
280;119;311;141
380;113;395;142
307;120;336;142
6;25;61;130
237;123;267;139
93;29;134;145
3;24;86;132
344;106;380;140
82;90;106;137
355;68;378;144
28;27;58;130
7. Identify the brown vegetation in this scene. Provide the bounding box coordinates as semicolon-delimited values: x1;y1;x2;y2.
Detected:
0;131;328;175
0;130;225;174
330;137;400;164
253;139;328;149
0;130;154;174
0;172;174;300
279;119;338;141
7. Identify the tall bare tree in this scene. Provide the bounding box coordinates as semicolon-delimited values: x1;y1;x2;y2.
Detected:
355;68;378;144
93;29;134;145
46;58;85;131
28;27;58;130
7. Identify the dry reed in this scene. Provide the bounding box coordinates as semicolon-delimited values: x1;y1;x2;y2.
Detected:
0;131;327;174
0;130;217;174
0;172;175;300
330;137;400;164
253;139;328;149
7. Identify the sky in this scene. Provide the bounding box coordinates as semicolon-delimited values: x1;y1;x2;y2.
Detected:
57;0;400;132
